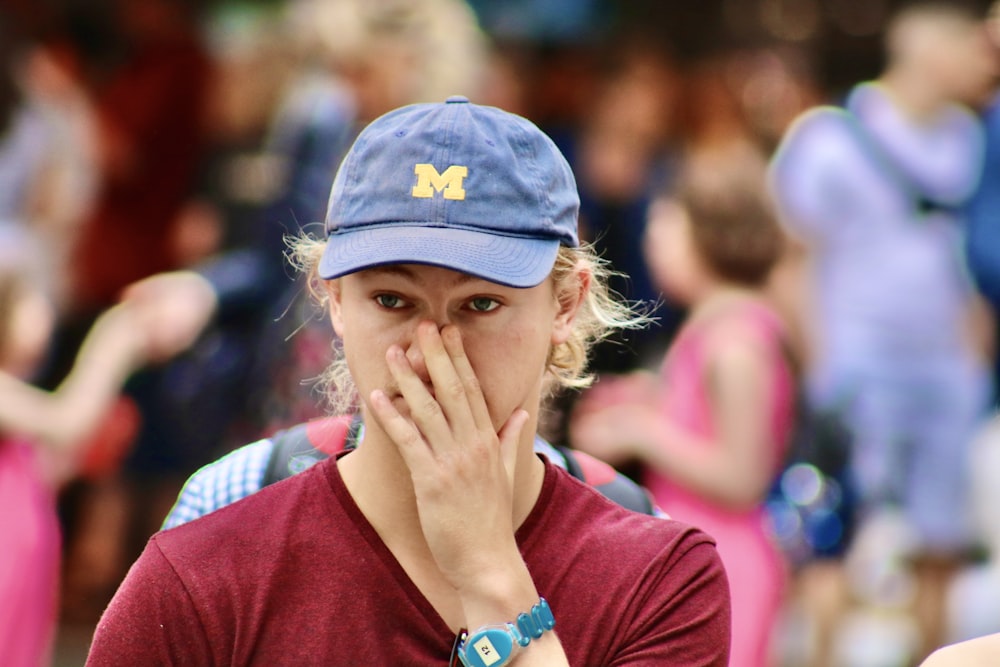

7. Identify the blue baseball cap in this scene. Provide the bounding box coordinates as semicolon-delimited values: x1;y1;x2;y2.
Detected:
319;96;580;288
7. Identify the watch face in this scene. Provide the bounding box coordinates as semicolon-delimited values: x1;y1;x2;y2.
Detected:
462;627;516;667
471;635;503;666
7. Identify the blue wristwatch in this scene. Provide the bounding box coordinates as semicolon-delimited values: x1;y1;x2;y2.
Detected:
457;598;556;667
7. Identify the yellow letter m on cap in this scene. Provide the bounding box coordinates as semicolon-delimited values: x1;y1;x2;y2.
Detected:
411;164;468;201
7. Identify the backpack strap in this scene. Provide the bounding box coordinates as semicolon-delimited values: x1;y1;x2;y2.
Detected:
840;107;956;216
262;415;354;487
264;419;657;516
556;446;656;516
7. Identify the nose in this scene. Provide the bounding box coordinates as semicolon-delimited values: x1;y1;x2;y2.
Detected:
403;319;447;384
405;340;431;383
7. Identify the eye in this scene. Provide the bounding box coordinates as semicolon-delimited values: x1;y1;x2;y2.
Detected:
467;297;500;313
375;294;407;309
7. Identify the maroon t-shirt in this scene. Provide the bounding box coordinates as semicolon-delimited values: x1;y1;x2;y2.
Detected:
87;457;730;666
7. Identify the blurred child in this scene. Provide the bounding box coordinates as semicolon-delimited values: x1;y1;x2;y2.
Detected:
0;228;146;667
571;146;794;667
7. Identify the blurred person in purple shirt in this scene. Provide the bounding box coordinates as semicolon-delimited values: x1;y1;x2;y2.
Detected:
770;3;999;659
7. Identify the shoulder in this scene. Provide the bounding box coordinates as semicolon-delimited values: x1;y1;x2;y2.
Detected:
157;455;338;563
699;299;784;340
770;104;866;195
705;302;787;361
161;437;275;530
850;81;981;145
678;299;785;376
143;458;347;621
774;104;857;154
538;463;721;569
532;466;730;663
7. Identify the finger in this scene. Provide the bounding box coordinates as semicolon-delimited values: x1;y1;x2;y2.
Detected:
118;279;151;303
497;408;530;487
368;388;434;477
416;322;478;441
439;325;493;433
386;342;455;449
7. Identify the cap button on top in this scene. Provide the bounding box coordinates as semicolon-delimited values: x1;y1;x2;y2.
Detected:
446;95;469;104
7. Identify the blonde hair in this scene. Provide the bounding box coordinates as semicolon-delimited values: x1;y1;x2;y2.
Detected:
286;233;648;414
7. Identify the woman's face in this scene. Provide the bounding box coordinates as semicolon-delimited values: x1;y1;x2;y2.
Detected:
0;282;54;379
643;199;703;305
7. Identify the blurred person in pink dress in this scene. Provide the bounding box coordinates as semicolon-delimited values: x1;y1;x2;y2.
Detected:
571;147;795;667
0;228;150;667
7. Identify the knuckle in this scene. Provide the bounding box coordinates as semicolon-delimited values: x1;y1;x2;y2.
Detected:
420;396;444;418
442;378;466;401
465;374;482;395
399;428;423;450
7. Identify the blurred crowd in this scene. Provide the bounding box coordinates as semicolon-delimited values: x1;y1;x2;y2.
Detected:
3;0;1000;665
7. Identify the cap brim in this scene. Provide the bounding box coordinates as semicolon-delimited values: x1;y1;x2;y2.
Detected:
318;225;561;288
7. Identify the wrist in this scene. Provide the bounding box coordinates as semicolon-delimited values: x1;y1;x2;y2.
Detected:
84;306;142;370
456;560;538;631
